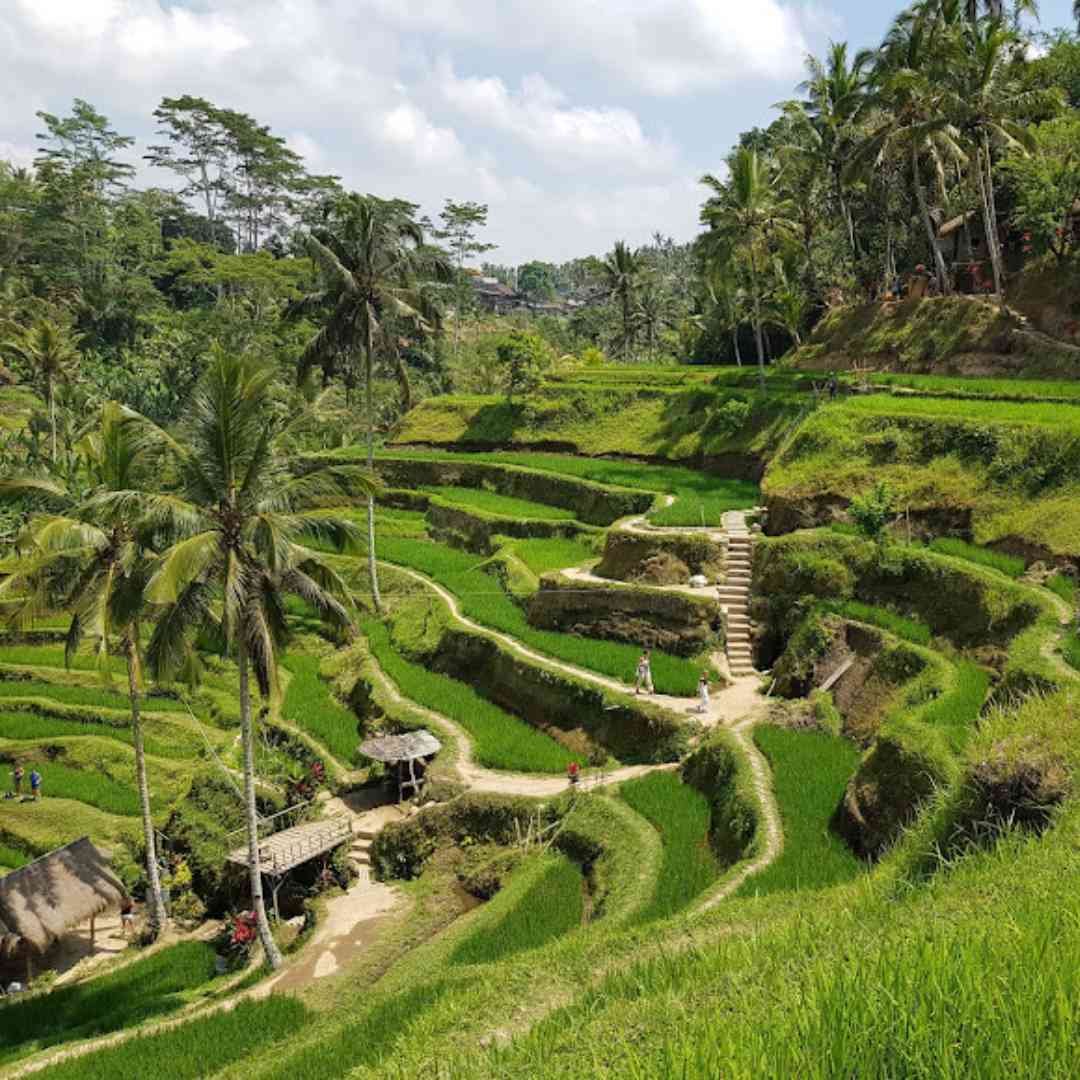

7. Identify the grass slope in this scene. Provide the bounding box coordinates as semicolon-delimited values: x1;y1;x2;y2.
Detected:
451;852;584;965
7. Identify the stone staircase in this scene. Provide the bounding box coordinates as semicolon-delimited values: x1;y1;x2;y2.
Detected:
720;510;757;678
347;826;376;876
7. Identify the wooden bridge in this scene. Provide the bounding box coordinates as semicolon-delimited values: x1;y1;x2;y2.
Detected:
227;812;353;878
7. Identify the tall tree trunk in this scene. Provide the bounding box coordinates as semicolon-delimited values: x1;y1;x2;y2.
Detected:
912;142;950;296
977;136;1006;301
732;327;743;367
125;636;166;939
239;640;282;970
364;323;382;614
48;381;57;465
748;245;767;394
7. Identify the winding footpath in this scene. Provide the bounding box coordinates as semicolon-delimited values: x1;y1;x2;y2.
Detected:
373;505;781;894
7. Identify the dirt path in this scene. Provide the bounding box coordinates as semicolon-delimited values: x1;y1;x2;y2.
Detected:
383;560;761;725
695;714;783;911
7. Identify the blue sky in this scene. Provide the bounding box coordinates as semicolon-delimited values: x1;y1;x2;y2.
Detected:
1;1;1076;264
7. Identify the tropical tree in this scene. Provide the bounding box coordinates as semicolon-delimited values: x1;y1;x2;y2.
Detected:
126;350;376;969
951;16;1056;297
295;194;450;612
767;260;812;347
1;318;82;463
852;13;964;296
700;148;795;390
601;241;641;360
700;257;747;367
0;403;169;936
635;279;680;362
794;41;874;264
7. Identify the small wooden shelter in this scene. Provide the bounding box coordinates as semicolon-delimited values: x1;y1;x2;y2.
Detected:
0;837;128;982
359;730;442;802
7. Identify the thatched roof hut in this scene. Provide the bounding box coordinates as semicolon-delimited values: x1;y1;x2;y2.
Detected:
359;730;442;801
0;837;128;978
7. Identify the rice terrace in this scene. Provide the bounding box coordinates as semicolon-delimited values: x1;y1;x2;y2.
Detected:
4;1;1080;1076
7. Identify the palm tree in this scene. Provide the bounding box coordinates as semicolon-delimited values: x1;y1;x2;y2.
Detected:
767;260;811;348
126;349;375;970
697;247;746;367
295;194;449;613
601;241;641;361
0;403;168;936
634;279;679;362
700;149;795;391
852;13;965;296
1;319;81;464
951;17;1052;297
796;41;874;264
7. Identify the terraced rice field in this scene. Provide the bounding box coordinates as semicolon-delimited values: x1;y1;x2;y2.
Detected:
0;941;221;1067
620;771;719;921
737;726;863;898
450;852;585;965
376;534;702;695
421;485;579;521
369;448;759;527
363;619;577;773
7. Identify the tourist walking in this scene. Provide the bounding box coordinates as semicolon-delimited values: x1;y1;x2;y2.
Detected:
120;897;136;938
697;673;710;714
11;764;23;799
635;649;654;695
29;768;41;801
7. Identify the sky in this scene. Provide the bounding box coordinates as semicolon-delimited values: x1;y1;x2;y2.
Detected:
1;1;1076;265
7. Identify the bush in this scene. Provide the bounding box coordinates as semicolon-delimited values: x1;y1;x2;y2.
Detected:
371;793;561;881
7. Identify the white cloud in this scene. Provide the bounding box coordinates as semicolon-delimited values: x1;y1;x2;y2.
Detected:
0;0;811;262
431;59;677;173
364;0;811;95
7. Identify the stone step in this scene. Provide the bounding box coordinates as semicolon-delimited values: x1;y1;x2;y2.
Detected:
350;850;371;866
353;828;377;841
727;630;751;640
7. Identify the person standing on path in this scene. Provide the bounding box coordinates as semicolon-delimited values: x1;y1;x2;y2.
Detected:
11;764;23;798
29;768;41;801
697;673;710;714
635;649;654;695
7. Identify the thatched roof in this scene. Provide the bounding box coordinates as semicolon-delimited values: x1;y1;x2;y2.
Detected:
0;837;127;955
359;730;441;764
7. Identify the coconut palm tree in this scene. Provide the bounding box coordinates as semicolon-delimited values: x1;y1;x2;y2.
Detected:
0;403;169;936
795;41;874;264
124;349;375;970
852;13;965;296
700;149;795;391
950;17;1055;297
601;241;641;361
295;194;450;614
1;318;81;464
634;279;680;363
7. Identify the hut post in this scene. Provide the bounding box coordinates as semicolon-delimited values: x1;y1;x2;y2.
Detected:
90;915;95;946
